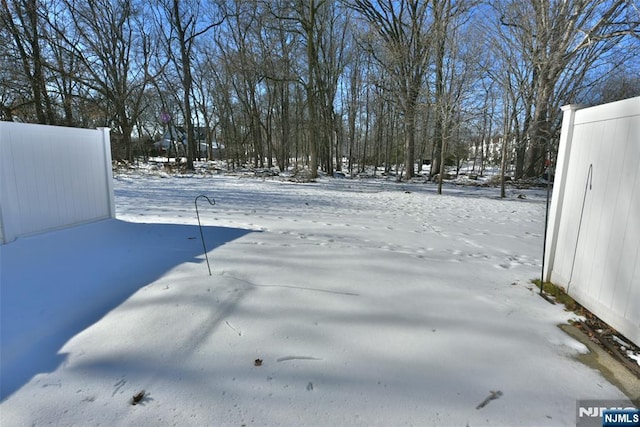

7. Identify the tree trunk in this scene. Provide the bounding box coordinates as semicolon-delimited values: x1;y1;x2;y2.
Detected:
403;108;416;181
524;86;551;177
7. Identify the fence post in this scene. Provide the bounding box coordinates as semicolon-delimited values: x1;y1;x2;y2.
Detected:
543;104;583;282
98;128;115;219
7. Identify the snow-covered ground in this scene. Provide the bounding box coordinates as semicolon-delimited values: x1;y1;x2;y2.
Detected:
0;172;630;426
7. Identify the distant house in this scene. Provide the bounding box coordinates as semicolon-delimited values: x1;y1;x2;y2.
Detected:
154;125;224;158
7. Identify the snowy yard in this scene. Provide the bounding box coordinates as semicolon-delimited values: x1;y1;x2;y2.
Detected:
0;172;630;426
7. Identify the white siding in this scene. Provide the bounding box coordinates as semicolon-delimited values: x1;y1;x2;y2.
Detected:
0;123;114;243
545;96;640;346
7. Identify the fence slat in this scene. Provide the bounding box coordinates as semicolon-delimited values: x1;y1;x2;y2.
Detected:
0;123;114;244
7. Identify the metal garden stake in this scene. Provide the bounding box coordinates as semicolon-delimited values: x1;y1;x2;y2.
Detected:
195;195;216;275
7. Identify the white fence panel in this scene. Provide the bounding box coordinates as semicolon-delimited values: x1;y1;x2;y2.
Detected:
544;96;640;347
0;122;114;244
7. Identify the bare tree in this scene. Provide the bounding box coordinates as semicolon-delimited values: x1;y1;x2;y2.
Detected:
154;0;225;170
431;0;479;194
1;0;56;123
47;0;157;160
191;52;220;161
46;15;82;127
3;0;637;180
218;5;263;167
259;8;299;172
587;64;640;104
0;9;26;121
494;0;640;178
343;47;365;174
348;0;431;181
293;0;323;177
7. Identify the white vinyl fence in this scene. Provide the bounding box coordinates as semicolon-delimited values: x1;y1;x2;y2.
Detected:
0;122;114;244
544;96;640;347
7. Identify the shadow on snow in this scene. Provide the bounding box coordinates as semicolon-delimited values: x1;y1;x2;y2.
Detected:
0;219;254;400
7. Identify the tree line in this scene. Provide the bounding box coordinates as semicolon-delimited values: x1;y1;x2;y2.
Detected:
2;0;639;182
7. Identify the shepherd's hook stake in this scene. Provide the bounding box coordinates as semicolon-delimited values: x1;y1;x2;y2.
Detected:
195;195;216;275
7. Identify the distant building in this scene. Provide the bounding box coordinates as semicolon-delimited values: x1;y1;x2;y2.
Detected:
154;125;224;158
